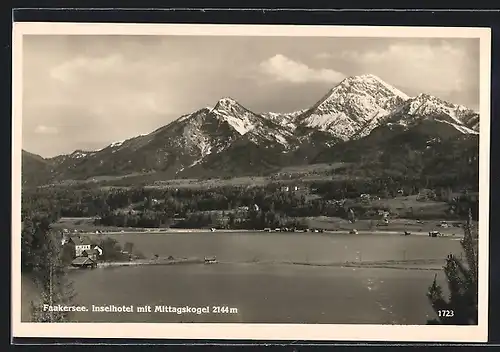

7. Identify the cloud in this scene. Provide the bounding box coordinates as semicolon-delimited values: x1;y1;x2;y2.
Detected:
260;54;345;84
316;41;476;95
38;54;188;122
49;54;125;83
338;42;468;66
34;125;59;134
49;53;184;86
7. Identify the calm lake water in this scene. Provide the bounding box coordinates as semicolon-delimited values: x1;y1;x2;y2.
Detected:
85;231;460;264
28;232;464;324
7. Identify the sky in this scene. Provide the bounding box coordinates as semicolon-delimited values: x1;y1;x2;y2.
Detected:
22;35;480;157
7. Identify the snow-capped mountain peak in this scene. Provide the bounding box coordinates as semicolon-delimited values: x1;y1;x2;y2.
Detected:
208;97;260;135
330;73;410;103
260;109;306;130
296;73;411;140
387;92;479;130
358;74;410;100
213;97;240;109
44;73;479;182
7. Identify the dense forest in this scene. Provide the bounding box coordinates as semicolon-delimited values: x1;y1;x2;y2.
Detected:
21;172;479;231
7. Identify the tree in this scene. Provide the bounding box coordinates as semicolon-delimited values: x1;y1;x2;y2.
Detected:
61;242;76;265
124;242;134;254
228;213;236;228
426;209;478;325
98;237;124;261
22;215;76;322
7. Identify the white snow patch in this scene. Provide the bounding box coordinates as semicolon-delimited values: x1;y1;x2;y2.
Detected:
363;74;410;100
302;112;359;140
212;110;256;135
272;132;288;145
110;140;124;148
436;119;479;135
406;94;473;126
71;152;87;159
181;117;215;158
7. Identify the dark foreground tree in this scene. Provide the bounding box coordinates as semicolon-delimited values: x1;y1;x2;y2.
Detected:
426;209;478;324
22;215;76;322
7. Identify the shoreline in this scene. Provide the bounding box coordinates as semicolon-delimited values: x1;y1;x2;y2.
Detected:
83;257;447;271
96;257;204;268
79;228;464;238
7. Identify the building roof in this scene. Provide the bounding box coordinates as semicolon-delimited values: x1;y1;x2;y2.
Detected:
85;247;101;256
72;256;96;265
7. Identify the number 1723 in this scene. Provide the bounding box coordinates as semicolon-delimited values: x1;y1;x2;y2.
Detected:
438;310;454;317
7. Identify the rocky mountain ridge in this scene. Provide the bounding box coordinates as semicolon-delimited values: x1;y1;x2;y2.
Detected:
22;74;479;185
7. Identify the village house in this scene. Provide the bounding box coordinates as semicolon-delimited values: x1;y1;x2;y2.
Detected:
71;256;97;269
83;246;103;260
377;210;390;218
64;235;103;260
72;236;93;257
280;185;300;192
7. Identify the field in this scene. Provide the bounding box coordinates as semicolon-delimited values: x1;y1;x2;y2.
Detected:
277;162;348;173
51;217;146;233
369;195;450;218
304;216;466;235
146;176;270;189
41;162;356;190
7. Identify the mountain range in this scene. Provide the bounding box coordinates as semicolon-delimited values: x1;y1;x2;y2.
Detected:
22;74;480;186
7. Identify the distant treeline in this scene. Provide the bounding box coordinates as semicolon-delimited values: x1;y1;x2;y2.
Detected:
22;174;479;230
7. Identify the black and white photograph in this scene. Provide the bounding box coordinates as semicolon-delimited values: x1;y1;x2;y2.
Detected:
12;23;490;342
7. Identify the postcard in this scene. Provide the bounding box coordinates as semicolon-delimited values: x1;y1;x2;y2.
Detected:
12;22;491;342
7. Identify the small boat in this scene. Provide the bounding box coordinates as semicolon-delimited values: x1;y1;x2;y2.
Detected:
204;256;218;264
429;231;440;237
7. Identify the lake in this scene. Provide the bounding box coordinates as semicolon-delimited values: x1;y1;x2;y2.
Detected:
29;232;464;324
84;231;460;264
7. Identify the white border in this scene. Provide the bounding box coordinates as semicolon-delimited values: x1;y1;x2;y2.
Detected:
11;22;491;342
